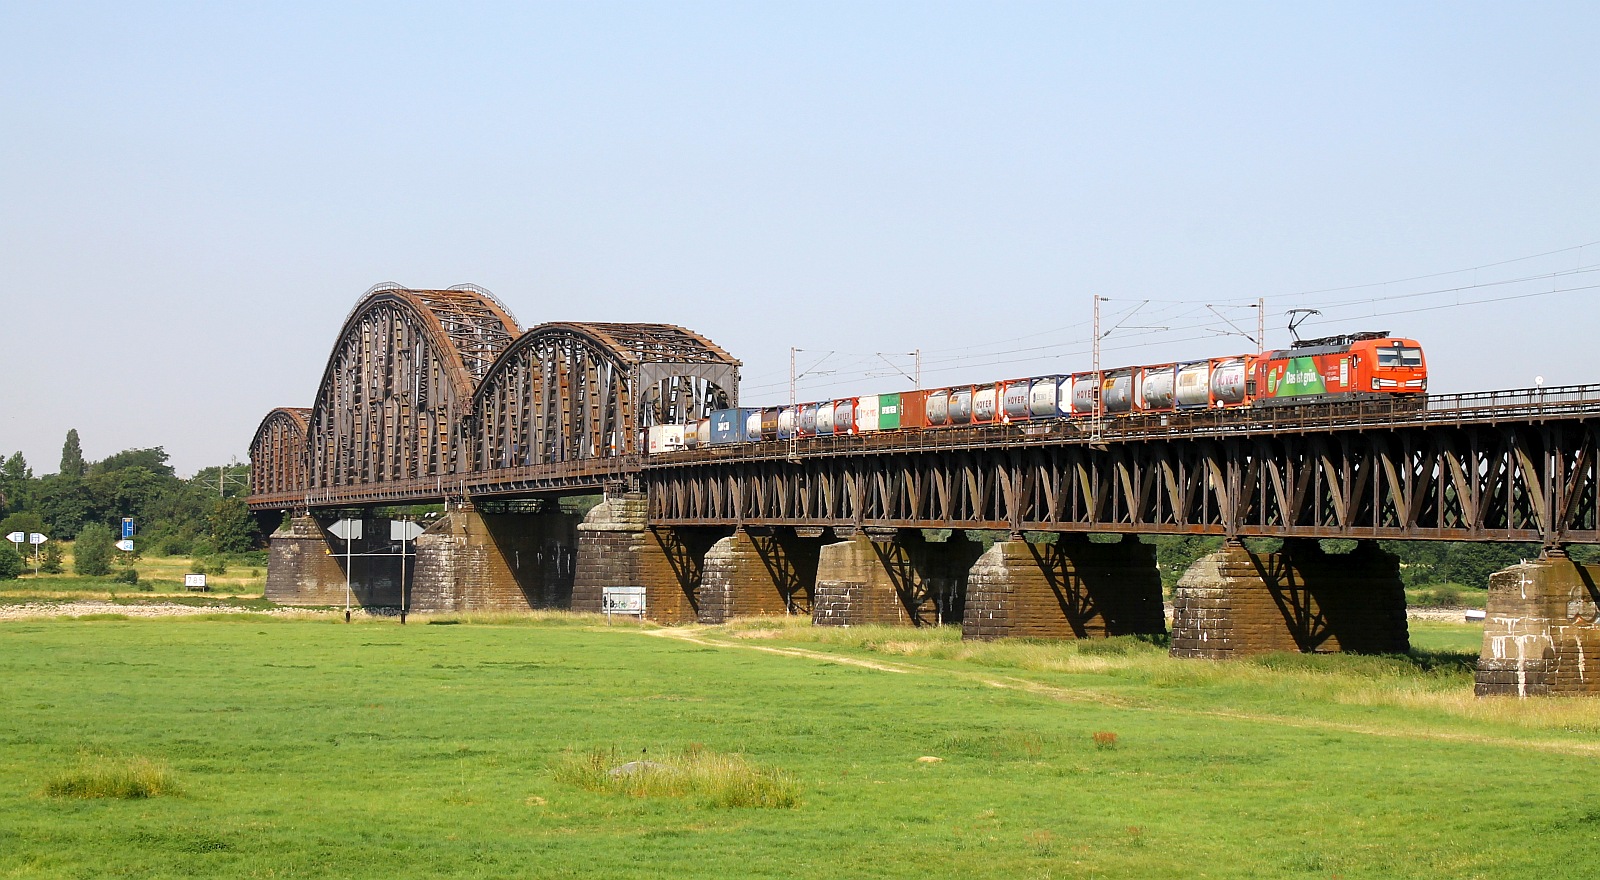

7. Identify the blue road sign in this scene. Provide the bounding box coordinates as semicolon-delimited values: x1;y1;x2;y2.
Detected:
122;518;134;539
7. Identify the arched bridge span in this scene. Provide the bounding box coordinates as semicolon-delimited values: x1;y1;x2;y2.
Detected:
249;285;740;509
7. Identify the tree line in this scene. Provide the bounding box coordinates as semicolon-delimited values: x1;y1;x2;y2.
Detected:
0;428;259;576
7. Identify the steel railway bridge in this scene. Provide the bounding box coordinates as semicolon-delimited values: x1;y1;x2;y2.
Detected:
249;284;1600;697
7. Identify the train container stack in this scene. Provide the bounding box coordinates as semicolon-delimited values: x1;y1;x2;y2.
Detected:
646;332;1427;454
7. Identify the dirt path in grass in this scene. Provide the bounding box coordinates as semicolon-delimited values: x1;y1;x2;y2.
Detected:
653;627;1600;758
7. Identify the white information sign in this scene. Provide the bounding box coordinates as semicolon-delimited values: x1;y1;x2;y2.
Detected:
602;586;648;622
115;539;135;552
328;519;363;541
390;520;425;541
5;532;22;544
28;533;46;545
185;573;208;590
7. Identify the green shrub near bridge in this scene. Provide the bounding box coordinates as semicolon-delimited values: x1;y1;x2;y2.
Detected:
0;616;1595;878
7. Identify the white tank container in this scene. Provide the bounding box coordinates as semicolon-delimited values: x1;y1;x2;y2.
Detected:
1102;371;1134;414
1029;377;1061;417
1141;366;1177;410
777;407;797;439
973;385;998;422
1071;377;1099;414
1176;362;1212;407
949;389;973;423
696;419;712;446
1210;358;1248;405
926;391;950;426
833;399;856;434
816;402;835;435
1002;382;1031;421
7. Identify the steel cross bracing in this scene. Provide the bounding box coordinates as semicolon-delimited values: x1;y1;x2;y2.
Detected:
641;385;1600;546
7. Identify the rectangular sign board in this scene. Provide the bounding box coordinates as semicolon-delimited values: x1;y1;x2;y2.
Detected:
390;520;426;541
184;574;208;590
122;518;134;539
601;586;647;621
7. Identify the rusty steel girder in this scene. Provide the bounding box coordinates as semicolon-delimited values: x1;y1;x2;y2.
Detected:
642;416;1600;546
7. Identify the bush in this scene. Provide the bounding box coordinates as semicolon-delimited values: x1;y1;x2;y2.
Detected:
207;556;228;575
74;524;114;576
0;541;21;580
111;568;139;586
188;559;208;576
39;541;63;574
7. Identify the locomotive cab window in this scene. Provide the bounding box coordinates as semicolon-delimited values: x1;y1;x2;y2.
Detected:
1378;347;1423;368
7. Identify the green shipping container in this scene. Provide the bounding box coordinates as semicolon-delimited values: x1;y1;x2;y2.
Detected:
878;393;902;430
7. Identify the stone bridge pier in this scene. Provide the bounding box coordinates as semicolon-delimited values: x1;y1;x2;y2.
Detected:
265;512;404;607
1475;550;1600;697
810;530;983;627
1170;539;1409;659
570;493;730;623
408;503;581;613
696;528;826;624
963;535;1166;641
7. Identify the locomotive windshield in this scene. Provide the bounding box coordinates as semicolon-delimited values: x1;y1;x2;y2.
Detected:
1377;346;1423;367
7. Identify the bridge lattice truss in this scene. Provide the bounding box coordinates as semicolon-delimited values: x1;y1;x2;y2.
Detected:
248;286;740;509
643;391;1600;546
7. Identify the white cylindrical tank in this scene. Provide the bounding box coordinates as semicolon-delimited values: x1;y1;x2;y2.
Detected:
1141;366;1177;410
949;389;973;423
1176;362;1212;407
1030;377;1061;417
926;390;950;426
1102;371;1134;414
973;385;998;422
1071;377;1099;414
816;403;835;435
777;407;797;439
1210;358;1248;405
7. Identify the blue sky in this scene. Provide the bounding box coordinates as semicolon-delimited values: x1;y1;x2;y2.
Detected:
3;2;1598;474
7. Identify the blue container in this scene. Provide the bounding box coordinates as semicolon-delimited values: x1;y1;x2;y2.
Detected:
708;408;760;445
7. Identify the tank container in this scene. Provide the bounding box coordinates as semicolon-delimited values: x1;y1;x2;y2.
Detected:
1071;376;1099;414
1141;365;1177;410
926;390;951;426
1210;358;1249;405
973;385;998;423
777;407;797;439
1029;376;1064;417
1175;362;1212;408
799;404;818;436
816;402;835;435
833;398;857;435
1001;380;1032;421
949;388;973;424
1102;370;1135;414
760;408;780;440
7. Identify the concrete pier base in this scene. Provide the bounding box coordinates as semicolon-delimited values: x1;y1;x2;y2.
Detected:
812;531;983;627
570;494;725;623
1170;539;1408;659
1475;552;1600;697
963;535;1166;641
265;514;401;606
697;529;823;624
409;504;579;613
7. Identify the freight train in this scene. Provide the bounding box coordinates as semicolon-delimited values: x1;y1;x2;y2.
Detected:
646;332;1427;453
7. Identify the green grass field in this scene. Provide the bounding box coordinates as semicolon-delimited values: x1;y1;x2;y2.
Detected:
0;615;1596;879
0;543;265;599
